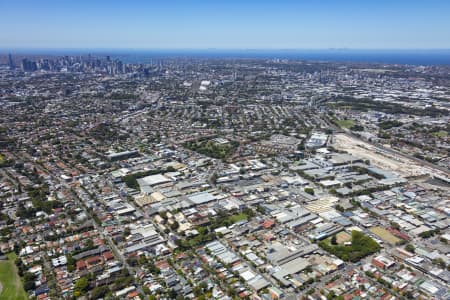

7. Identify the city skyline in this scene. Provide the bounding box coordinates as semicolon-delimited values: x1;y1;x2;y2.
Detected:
1;0;450;49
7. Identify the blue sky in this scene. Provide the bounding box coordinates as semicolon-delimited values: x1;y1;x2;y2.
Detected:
1;0;450;49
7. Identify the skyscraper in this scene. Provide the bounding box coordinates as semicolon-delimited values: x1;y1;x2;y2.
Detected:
8;53;15;70
21;58;37;72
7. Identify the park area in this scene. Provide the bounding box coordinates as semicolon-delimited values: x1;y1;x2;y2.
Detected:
0;253;28;300
432;130;448;138
0;153;9;167
370;227;402;245
228;212;248;223
335;119;355;129
319;230;380;262
183;138;238;159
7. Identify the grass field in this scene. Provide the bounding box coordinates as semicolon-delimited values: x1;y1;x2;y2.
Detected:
0;253;28;300
228;213;248;223
369;227;401;245
432;131;448;138
335;119;355;129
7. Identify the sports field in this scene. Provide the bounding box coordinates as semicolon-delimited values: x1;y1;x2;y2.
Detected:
0;253;28;300
369;227;401;245
335;231;352;244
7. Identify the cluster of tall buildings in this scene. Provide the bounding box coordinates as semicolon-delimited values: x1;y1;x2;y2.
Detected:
20;58;38;72
8;53;135;75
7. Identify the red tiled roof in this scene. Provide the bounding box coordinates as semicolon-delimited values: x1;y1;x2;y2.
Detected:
262;219;275;229
76;260;86;270
127;291;138;298
103;251;114;260
85;256;102;266
37;294;49;300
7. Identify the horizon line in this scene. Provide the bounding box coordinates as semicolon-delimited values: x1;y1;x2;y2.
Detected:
2;47;450;52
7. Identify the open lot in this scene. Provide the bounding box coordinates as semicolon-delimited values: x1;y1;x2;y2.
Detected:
335;231;352;244
333;133;427;177
0;253;28;300
370;227;401;245
335;119;355;129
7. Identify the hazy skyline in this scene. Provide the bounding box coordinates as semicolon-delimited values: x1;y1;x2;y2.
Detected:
1;0;450;50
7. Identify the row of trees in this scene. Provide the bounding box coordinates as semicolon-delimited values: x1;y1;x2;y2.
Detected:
73;268;133;298
184;139;239;159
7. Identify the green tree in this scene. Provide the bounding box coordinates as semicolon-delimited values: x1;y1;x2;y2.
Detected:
85;238;94;249
405;244;415;253
390;222;400;230
74;277;89;294
331;235;337;245
91;286;109;299
335;205;344;212
432;258;446;269
327;291;336;300
304;188;315;195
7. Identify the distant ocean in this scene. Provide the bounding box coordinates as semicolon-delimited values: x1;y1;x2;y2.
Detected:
3;49;450;66
111;49;450;66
